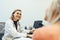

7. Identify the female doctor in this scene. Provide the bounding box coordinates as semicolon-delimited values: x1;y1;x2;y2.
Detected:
2;9;31;40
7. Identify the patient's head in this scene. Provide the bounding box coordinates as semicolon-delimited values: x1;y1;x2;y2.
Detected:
44;0;60;24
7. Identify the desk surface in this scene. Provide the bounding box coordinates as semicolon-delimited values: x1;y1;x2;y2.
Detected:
14;37;32;40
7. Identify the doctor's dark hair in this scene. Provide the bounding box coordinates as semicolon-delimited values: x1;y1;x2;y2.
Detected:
11;9;22;21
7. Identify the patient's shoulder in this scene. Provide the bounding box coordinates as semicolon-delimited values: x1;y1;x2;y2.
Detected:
33;26;54;40
37;25;57;34
34;25;58;36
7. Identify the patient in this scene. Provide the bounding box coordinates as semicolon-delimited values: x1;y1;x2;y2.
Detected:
32;0;60;40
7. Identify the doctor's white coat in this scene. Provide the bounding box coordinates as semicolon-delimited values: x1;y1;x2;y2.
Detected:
2;19;27;40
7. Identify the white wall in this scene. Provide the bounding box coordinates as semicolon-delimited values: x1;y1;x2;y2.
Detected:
0;0;52;26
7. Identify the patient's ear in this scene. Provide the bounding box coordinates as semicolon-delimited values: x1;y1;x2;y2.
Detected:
51;9;59;20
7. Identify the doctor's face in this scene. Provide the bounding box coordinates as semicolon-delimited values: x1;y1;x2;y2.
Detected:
13;11;22;21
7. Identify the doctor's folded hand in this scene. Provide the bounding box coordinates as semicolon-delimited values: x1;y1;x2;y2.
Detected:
2;9;32;40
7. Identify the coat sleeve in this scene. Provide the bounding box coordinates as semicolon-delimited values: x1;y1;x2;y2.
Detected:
5;21;27;38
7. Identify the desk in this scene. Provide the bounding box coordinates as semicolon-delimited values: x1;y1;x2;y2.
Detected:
14;33;32;40
14;37;32;40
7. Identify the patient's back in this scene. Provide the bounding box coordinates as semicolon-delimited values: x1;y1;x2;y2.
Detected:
33;24;60;40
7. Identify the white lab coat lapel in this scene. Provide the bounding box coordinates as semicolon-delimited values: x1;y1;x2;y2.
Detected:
13;21;21;33
17;22;21;33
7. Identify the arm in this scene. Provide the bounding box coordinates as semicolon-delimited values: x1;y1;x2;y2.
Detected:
32;28;45;40
32;29;40;40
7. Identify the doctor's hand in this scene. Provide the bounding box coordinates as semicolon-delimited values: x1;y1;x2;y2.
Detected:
27;34;32;38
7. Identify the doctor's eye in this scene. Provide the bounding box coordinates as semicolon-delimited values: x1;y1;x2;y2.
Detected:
17;13;22;15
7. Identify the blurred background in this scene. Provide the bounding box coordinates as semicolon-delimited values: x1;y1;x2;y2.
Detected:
0;0;52;26
0;0;53;40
